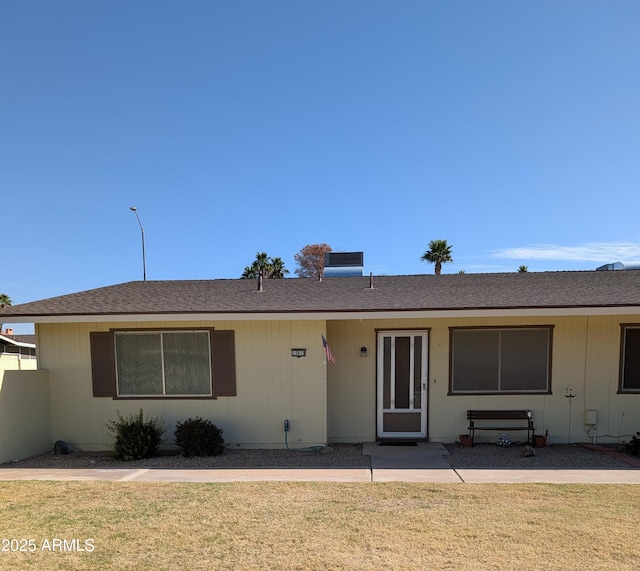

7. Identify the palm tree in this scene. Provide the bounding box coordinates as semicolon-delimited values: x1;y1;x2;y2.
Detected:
240;253;288;279
241;265;258;279
518;265;528;272
421;240;453;275
0;293;11;332
254;252;271;279
270;257;289;278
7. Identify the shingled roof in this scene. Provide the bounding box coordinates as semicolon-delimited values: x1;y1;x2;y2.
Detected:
2;271;640;321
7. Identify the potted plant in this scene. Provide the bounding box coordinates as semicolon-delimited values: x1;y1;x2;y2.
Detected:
459;434;473;447
532;431;547;448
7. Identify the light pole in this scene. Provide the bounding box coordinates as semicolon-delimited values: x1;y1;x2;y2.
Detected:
130;206;147;281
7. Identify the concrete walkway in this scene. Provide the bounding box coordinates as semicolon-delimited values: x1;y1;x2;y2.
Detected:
1;443;639;483
365;442;463;482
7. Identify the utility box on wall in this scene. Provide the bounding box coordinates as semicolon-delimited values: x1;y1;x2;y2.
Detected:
585;410;597;425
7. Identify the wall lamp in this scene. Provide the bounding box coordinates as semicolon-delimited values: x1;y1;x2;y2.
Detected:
360;346;367;358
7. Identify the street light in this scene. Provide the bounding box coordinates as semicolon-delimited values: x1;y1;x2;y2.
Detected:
129;206;147;281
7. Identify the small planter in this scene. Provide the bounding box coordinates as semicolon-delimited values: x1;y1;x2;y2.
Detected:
459;434;473;447
533;435;546;448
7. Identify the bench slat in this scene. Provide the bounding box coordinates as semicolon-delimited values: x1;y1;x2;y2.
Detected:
467;410;531;419
466;426;534;431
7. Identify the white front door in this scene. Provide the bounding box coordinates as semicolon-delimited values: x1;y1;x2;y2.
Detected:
376;330;428;439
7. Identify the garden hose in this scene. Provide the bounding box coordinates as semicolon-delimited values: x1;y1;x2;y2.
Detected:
285;427;325;453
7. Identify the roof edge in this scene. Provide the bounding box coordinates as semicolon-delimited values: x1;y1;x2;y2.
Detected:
11;305;640;324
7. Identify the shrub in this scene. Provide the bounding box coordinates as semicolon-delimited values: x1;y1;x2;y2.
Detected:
625;432;640;456
174;417;225;457
106;409;165;461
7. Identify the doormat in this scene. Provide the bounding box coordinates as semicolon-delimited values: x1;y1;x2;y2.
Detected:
378;442;418;446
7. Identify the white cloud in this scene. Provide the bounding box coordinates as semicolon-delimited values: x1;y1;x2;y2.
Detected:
490;241;640;262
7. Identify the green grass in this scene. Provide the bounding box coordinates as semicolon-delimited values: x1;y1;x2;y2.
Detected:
1;482;639;570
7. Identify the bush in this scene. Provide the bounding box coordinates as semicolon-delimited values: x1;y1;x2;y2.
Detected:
106;409;165;461
174;417;225;457
625;432;640;456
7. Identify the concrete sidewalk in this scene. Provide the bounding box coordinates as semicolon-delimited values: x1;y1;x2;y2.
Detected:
365;442;640;483
1;443;639;483
0;467;373;483
1;466;639;483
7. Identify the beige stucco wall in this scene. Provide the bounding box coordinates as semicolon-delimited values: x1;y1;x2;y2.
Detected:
0;369;51;463
36;320;328;450
0;352;38;372
30;313;640;451
327;315;640;444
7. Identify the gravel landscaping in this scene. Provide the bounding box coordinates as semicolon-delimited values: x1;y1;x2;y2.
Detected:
0;444;371;469
444;442;633;468
2;442;635;470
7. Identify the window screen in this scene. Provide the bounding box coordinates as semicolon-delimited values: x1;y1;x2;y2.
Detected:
115;331;212;397
451;327;551;394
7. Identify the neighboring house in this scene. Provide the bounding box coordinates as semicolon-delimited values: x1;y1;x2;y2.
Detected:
0;331;37;372
1;270;639;454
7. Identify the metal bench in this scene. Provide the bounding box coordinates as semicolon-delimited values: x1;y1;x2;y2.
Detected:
467;409;535;445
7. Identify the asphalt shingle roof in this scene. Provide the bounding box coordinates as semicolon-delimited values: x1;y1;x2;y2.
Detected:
1;271;640;319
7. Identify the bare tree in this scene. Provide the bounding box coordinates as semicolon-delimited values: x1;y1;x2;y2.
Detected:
294;244;332;278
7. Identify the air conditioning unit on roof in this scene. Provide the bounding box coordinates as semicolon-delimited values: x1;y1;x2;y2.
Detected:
324;252;364;277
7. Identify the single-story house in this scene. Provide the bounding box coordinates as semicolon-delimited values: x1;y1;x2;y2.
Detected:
1;270;639;458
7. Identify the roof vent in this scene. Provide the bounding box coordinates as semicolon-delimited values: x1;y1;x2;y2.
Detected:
596;262;640;271
323;252;364;277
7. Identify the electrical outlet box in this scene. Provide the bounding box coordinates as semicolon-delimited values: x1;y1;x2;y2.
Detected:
585;410;597;425
284;419;289;432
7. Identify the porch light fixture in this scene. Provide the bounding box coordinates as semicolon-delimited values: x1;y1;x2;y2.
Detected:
361;346;367;357
130;206;147;281
291;348;306;358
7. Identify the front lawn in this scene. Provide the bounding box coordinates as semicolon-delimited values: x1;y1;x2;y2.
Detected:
1;481;639;570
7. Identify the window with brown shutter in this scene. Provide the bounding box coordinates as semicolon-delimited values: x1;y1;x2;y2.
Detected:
90;329;236;399
90;331;116;397
211;330;236;397
620;325;640;393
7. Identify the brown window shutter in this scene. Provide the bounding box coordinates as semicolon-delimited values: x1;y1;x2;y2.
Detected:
211;330;236;397
90;331;116;397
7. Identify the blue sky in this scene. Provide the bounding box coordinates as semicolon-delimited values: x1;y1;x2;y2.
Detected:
2;1;639;333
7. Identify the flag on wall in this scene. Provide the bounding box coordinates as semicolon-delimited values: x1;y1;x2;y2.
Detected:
322;335;336;364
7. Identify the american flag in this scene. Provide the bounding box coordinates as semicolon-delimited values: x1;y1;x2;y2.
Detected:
322;335;336;364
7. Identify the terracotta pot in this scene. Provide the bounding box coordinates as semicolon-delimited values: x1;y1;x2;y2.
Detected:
459;435;473;447
533;435;546;448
